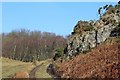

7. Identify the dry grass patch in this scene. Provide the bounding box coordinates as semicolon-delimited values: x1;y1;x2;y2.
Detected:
1;57;33;78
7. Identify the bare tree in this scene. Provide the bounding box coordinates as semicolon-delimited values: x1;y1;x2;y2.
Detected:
98;7;102;17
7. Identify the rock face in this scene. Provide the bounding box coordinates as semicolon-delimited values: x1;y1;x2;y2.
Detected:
65;5;120;58
47;3;120;79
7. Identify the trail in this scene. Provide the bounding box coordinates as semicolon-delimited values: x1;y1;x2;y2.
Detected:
29;63;43;78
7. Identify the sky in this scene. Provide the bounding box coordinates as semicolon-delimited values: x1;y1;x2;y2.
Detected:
2;2;117;36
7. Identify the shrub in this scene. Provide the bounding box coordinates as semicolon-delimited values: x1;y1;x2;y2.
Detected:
73;21;94;34
83;26;94;31
53;48;64;61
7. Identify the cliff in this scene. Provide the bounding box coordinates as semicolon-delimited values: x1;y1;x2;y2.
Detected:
65;4;120;58
47;3;120;79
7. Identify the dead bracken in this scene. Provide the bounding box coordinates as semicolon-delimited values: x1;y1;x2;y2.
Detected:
56;43;120;78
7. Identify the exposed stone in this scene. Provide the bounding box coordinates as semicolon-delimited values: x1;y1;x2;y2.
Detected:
47;3;120;79
65;7;120;58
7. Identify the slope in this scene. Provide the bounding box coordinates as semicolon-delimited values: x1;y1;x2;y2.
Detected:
1;57;52;78
56;37;120;78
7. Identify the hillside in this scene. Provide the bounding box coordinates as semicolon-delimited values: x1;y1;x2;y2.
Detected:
56;41;120;78
47;3;120;79
65;4;120;58
2;2;120;79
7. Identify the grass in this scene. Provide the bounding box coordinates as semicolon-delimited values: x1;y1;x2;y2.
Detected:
35;59;52;78
1;57;34;78
1;57;52;78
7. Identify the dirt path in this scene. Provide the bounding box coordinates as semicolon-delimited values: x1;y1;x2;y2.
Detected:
29;63;44;78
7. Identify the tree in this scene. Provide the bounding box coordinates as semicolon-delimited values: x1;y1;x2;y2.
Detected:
98;7;102;17
53;48;64;61
118;1;120;4
2;29;67;62
103;4;108;9
106;5;113;11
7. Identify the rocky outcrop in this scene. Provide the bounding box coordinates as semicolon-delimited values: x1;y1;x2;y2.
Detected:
47;3;120;78
65;5;120;58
